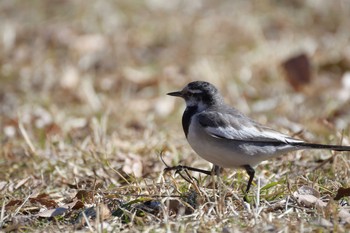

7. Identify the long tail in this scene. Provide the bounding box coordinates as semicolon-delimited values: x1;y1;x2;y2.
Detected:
292;142;350;152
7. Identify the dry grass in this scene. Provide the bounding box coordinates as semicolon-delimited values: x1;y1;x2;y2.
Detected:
1;0;350;232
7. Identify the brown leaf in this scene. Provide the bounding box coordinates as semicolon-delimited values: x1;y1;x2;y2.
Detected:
45;123;62;136
75;190;94;204
71;200;85;210
36;193;50;199
37;200;85;218
282;53;311;91
5;199;23;211
334;187;350;200
29;196;58;208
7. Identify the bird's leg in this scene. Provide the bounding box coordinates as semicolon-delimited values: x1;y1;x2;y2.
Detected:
243;165;255;201
211;165;223;176
164;165;212;176
160;151;212;176
164;165;212;185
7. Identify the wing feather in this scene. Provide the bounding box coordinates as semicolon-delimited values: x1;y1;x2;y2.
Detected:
197;111;303;144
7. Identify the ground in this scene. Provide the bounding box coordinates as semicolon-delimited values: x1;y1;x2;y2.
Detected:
1;0;350;232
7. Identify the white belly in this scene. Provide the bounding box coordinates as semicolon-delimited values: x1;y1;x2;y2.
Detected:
187;118;297;168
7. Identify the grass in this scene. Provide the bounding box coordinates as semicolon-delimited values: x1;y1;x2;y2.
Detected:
1;0;350;232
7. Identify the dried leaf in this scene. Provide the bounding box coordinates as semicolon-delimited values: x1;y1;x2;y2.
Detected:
36;200;85;218
29;195;58;208
75;190;94;204
71;200;85;210
282;53;311;91
334;187;350;200
45;123;62;136
5;199;23;211
36;193;50;199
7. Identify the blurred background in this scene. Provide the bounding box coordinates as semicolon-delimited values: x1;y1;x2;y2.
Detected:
2;0;350;230
1;0;350;186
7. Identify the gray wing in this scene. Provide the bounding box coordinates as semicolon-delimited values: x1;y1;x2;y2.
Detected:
197;109;303;144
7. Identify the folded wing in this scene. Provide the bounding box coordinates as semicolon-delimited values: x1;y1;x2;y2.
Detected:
197;110;303;144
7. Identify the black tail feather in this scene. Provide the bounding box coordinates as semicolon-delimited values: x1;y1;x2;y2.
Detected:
292;142;350;152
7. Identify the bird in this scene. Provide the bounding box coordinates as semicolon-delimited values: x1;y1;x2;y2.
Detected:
167;80;350;199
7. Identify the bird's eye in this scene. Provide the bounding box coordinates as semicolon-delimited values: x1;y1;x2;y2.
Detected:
187;92;197;97
186;90;202;97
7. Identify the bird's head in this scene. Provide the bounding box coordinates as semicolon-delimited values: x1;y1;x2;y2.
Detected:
167;81;223;110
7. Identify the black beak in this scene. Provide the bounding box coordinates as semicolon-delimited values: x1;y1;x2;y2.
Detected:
167;91;183;97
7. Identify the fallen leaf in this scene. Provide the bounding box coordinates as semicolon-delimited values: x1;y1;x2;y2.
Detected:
5;199;23;211
334;187;350;200
75;190;94;204
36;200;85;218
45;123;62;136
71;200;85;210
282;53;311;91
30;195;58;208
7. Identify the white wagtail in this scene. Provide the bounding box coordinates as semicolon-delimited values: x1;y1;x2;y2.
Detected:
167;81;350;198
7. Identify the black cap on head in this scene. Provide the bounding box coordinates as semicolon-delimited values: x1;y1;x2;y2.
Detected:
187;81;218;95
